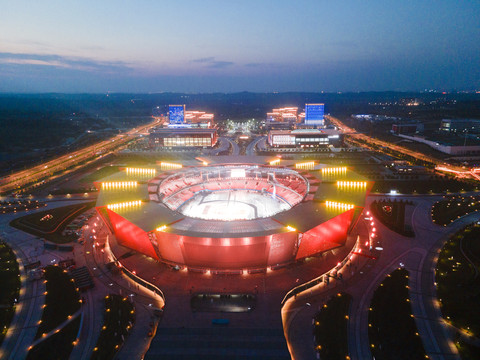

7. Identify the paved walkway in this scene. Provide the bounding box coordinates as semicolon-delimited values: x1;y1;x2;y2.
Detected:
29;309;82;348
282;195;476;360
0;196;162;360
0;200;86;360
71;216;163;360
2;193;477;359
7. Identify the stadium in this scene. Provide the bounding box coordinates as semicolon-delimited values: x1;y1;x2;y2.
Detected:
94;158;371;272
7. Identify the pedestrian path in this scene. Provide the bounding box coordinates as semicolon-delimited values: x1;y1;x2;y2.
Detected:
145;327;290;360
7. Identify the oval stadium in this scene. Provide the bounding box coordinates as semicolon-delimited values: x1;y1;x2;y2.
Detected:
94;158;371;272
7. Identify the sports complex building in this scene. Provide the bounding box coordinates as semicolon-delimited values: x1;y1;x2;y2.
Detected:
94;158;371;272
268;128;343;148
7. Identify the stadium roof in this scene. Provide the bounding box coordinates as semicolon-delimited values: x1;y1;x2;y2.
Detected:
95;163;369;236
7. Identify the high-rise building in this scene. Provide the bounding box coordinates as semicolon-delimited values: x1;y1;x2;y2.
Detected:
168;105;186;125
304;103;324;126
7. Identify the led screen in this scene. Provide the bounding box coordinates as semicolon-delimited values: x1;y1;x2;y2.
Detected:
169;105;185;124
305;104;324;124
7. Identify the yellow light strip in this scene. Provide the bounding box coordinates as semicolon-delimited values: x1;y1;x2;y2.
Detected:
159;162;183;171
321;167;347;175
156;225;167;232
325;201;355;210
125;167;156;175
269;158;281;166
106;200;142;210
336;181;367;190
101;181;138;189
285;225;296;232
295;161;315;170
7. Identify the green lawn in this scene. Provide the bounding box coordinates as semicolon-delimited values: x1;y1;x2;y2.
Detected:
436;225;480;337
432;195;480;226
313;292;351;360
80;166;121;183
0;242;20;346
369;269;426;359
27;317;80;360
370;200;414;237
372;179;477;194
90;294;135;360
10;202;95;244
455;338;480;360
35;265;81;338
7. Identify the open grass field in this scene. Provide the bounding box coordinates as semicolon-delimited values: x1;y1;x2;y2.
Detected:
436;225;480;337
10;202;95;244
432;195;480;226
368;269;426;359
91;294;135;360
313;292;351;360
0;242;20;346
35;265;81;338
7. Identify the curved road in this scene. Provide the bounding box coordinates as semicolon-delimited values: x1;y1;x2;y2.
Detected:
246;136;265;155
221;137;240;156
283;195;472;360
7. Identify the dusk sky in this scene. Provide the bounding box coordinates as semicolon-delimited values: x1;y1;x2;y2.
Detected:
1;0;479;93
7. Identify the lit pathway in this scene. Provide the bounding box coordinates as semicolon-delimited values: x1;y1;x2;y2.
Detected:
69;216;164;360
0;236;46;360
283;195;475;360
347;197;462;360
282;219;375;360
0;199;90;360
29;309;82;348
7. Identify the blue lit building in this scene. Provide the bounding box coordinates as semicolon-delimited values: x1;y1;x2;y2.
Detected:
304;103;324;127
169;105;186;125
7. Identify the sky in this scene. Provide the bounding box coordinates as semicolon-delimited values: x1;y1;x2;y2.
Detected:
0;0;479;93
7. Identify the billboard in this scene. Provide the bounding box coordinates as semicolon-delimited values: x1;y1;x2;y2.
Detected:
305;103;324;126
169;105;185;124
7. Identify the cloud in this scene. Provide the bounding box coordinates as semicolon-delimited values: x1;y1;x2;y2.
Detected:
244;62;279;68
208;60;234;68
0;52;132;74
192;57;216;63
191;57;234;69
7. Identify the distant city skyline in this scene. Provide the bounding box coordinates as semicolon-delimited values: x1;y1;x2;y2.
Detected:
1;0;479;93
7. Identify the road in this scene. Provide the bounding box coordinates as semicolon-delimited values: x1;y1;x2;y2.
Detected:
326;115;466;174
0;200;89;360
0;199;163;360
246;136;266;155
222;137;240;156
283;194;467;360
0;118;162;195
209;137;231;155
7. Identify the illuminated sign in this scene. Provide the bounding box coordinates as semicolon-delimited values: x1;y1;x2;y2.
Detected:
305;103;324;125
169;105;185;124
